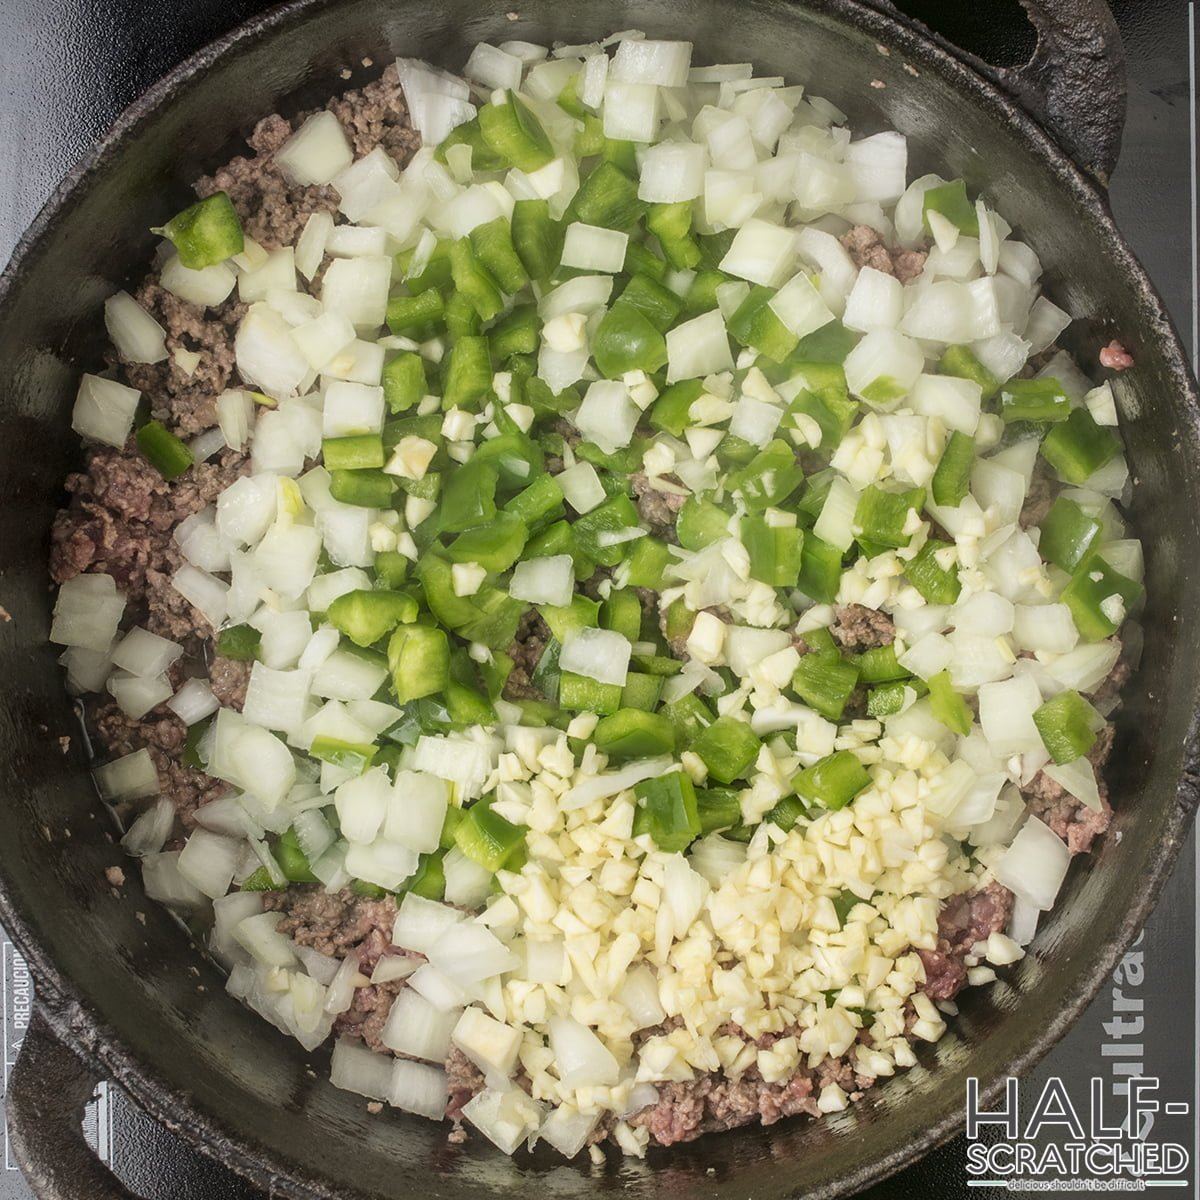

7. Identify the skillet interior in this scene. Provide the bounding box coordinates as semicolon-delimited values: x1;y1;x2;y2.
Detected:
0;1;1197;1197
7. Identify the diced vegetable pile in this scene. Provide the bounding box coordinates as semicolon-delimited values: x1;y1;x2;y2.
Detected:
53;30;1143;1159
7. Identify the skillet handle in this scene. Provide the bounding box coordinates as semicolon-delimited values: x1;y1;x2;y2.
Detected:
871;0;1128;186
6;1005;143;1200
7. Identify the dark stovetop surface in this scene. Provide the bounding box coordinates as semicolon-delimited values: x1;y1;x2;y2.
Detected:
0;2;1196;1197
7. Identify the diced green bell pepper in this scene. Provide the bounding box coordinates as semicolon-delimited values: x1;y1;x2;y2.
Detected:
931;430;975;507
328;589;418;648
154;191;243;269
593;708;676;759
1060;555;1141;640
1039;497;1104;572
691;716;762;785
792;749;872;811
388;623;450;703
136;420;194;482
633;771;701;852
928;670;971;735
792;652;859;721
1033;689;1100;764
1040;407;1120;484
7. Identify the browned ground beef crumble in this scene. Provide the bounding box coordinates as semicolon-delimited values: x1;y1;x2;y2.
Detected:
49;65;1132;1155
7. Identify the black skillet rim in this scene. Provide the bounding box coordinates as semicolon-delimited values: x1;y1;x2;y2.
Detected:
0;0;1198;1196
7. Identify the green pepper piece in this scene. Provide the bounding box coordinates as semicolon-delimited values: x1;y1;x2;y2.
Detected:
511;199;562;282
323;434;384;471
683;269;726;316
184;716;213;769
620;671;664;712
618;273;683;332
786;364;857;450
373;550;409;589
938;344;1000;401
634;771;701;852
593;709;676;760
1039;497;1104;572
728;286;799;364
866;678;927;718
441;336;493;412
854;485;926;550
676;495;731;552
386;289;445;337
567;160;646;230
450;239;505;321
999;378;1072;423
931;430;975;507
559;671;623;714
435;116;507;172
440;458;498;532
726;440;805;511
572;493;642;567
691;716;762;785
793;749;872;811
1040;407;1120;484
622;536;673;588
855;644;908;684
329;468;395;508
649;379;704;437
455;803;526;870
153;191;244;269
327;589;418;648
906;538;961;604
741;514;805;587
445;681;497;727
469;216;529;295
136;420;194;481
388;623;450;704
1060;554;1142;640
922;179;980;236
646;201;702;269
240;866;276;892
592;303;668;379
797;534;843;603
310;735;378;773
792;653;859;721
478;90;555;172
696;788;742;835
928;670;972;735
216;624;261;662
382;352;427;414
446;511;529;573
274;828;318;883
505;474;565;529
1033;689;1101;764
490;304;540;361
601;590;643;642
405;851;447;900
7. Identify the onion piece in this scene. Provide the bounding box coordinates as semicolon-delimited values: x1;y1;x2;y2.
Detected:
104;291;168;364
94;748;160;801
993;816;1071;910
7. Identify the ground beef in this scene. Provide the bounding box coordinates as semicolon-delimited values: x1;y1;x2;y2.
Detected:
1022;722;1116;855
1099;340;1134;371
207;656;251;711
90;698;226;826
324;64;424;162
628;1050;874;1147
630;473;685;541
119;283;245;436
503;609;550;701
1020;458;1056;530
839;224;927;284
265;886;400;960
445;1045;487;1125
918;881;1015;1001
830;604;895;652
335;979;405;1054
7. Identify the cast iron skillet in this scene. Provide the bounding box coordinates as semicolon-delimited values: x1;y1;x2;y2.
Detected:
0;1;1197;1197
